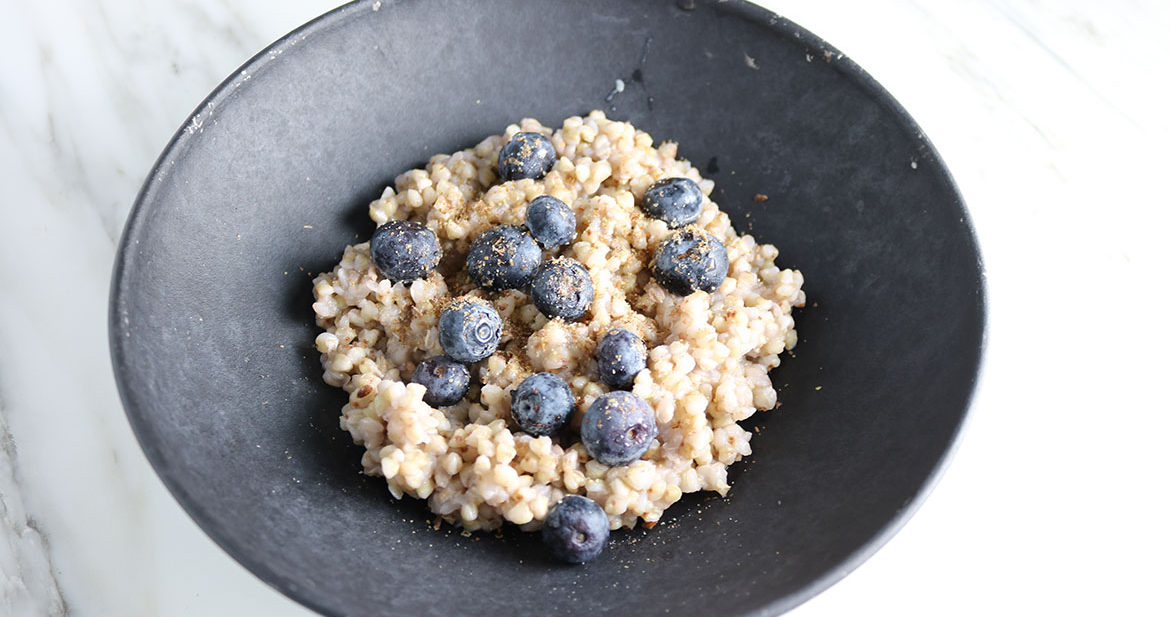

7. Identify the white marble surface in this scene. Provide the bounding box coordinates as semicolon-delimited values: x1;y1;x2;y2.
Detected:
1;0;1167;615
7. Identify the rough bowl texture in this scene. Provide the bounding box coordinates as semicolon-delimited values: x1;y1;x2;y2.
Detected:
109;1;985;617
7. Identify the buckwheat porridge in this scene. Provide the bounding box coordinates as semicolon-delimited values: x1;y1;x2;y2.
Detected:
311;110;805;559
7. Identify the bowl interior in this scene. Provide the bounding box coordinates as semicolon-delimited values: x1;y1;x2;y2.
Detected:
111;1;984;616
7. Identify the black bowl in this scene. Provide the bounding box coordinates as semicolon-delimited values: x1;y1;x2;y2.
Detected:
110;1;985;616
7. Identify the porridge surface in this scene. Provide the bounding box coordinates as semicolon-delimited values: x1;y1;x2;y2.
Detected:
311;111;805;531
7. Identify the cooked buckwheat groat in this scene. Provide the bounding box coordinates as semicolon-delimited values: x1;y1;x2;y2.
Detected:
312;110;805;532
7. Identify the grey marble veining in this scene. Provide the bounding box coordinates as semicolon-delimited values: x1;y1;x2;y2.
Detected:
3;0;324;244
0;1;330;616
0;407;66;617
1;0;1168;615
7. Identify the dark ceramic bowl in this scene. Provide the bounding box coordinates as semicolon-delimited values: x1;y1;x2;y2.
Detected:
110;1;985;616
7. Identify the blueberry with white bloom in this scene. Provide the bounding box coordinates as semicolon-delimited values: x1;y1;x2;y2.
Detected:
438;296;502;363
543;495;610;564
511;372;574;437
640;177;703;228
595;328;647;389
410;356;471;407
580;391;657;466
652;226;729;295
525;195;576;249
466;225;542;291
531;257;593;321
369;220;441;283
497;132;558;181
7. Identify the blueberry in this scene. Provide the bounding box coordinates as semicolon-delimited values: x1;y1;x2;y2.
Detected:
580;391;657;466
595;329;647;389
498;132;558;181
369;220;441;283
410;356;471;407
438;296;502;363
530;258;593;321
510;372;574;436
466;225;542;291
542;495;609;564
652;226;729;295
640;177;703;228
525;195;576;249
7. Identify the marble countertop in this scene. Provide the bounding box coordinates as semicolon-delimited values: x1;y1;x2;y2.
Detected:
2;0;1167;615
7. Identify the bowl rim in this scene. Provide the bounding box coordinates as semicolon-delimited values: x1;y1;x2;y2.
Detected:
109;1;988;615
